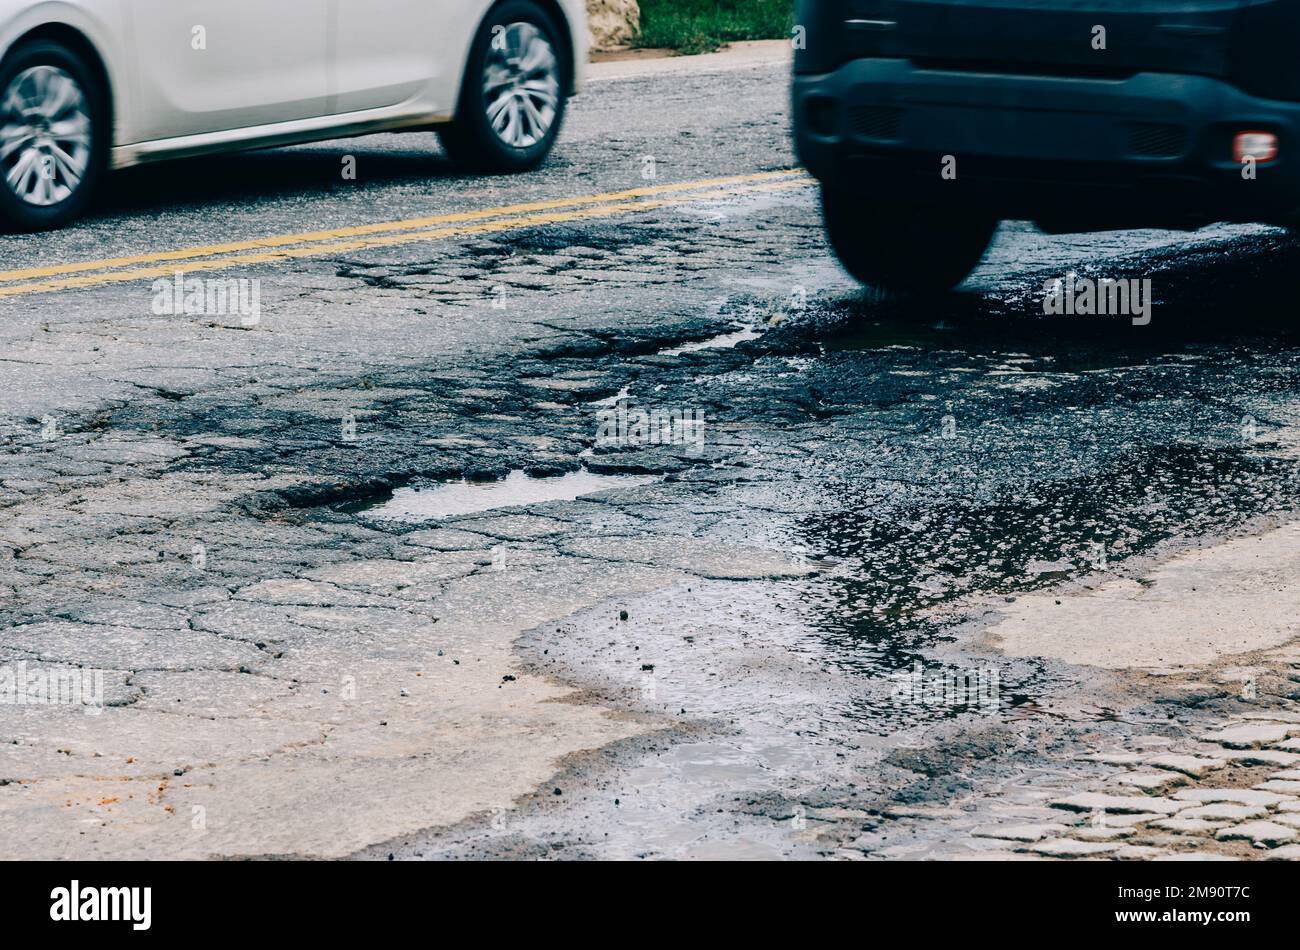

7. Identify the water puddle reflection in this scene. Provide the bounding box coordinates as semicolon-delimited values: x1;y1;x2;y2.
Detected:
356;469;656;521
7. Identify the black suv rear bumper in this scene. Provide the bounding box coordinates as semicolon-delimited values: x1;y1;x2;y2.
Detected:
793;58;1300;229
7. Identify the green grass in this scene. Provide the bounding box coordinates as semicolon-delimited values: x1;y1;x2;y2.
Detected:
634;0;795;55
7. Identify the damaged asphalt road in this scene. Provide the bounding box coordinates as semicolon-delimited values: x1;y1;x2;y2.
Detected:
5;53;1300;860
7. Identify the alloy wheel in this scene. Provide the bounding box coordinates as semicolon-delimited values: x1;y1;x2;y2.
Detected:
0;64;91;207
482;22;560;149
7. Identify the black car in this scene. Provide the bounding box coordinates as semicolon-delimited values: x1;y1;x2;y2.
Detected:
793;0;1300;292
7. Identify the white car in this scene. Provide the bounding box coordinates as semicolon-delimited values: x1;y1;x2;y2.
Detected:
0;0;586;230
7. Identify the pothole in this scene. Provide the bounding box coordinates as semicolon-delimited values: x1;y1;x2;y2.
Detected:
658;324;762;357
351;468;657;521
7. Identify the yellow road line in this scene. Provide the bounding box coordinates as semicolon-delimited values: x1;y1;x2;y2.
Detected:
0;170;804;284
0;176;812;299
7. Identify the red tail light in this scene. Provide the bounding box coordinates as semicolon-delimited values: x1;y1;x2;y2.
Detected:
1234;131;1279;164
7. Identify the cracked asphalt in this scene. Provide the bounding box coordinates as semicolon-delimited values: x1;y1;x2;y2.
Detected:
6;47;1300;860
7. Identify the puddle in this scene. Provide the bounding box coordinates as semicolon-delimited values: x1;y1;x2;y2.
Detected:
588;385;631;408
493;573;1050;859
356;469;656;521
658;325;762;356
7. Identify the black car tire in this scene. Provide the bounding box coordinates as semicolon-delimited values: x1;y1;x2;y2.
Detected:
821;186;997;294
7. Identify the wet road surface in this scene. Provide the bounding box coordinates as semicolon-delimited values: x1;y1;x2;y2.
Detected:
4;51;1300;859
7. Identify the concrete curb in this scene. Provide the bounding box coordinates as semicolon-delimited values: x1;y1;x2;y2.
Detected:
588;39;791;83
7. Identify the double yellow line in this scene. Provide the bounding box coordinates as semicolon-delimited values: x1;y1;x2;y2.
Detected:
0;170;812;300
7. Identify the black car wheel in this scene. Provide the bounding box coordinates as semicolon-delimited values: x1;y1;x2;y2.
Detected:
438;0;570;174
822;186;997;294
0;39;108;231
